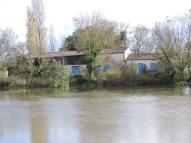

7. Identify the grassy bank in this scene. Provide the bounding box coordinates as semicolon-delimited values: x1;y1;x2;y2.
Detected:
69;70;188;90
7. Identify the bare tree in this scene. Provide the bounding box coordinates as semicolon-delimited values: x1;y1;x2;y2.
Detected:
183;9;191;79
0;28;17;61
152;18;187;82
130;24;152;53
16;42;27;56
26;0;47;56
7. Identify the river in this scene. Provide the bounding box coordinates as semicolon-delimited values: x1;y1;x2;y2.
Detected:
0;87;191;143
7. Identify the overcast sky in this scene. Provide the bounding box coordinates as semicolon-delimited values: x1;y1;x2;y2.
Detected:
0;0;191;41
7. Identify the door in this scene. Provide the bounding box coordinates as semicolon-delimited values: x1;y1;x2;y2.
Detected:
71;66;80;75
138;63;144;75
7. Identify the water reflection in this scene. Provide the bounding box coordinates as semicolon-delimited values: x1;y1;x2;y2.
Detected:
183;86;191;96
0;88;191;143
0;97;31;143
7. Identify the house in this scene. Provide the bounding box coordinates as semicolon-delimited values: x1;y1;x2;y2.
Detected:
126;53;157;74
41;49;157;76
44;48;131;76
43;51;86;76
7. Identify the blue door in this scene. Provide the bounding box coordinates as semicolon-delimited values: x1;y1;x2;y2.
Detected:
138;63;144;75
71;66;80;75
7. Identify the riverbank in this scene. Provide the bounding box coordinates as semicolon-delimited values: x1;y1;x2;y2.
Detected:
0;75;189;90
70;74;189;91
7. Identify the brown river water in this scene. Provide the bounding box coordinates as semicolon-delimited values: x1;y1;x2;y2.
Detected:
0;87;191;143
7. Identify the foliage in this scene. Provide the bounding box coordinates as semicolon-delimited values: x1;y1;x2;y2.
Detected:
73;12;125;78
7;76;26;88
40;59;69;89
0;61;7;71
60;32;77;51
0;76;26;89
176;81;186;87
102;71;121;85
23;58;69;89
152;18;187;84
94;62;180;87
7;57;69;89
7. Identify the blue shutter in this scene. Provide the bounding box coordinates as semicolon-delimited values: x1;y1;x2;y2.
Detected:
150;63;156;71
103;64;110;72
71;66;80;75
138;63;144;75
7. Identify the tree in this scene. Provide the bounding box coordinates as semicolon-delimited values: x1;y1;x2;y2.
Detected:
152;18;187;84
49;25;57;52
130;24;152;53
26;8;38;56
16;42;27;57
119;23;129;48
60;32;77;51
26;0;47;56
0;28;17;61
184;9;191;80
73;12;123;78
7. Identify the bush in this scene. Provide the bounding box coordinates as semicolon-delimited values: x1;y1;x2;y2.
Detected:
7;76;26;88
6;58;69;89
0;76;26;89
103;71;121;86
101;70;170;87
0;78;8;88
70;75;88;84
29;78;50;88
40;59;69;89
176;81;186;87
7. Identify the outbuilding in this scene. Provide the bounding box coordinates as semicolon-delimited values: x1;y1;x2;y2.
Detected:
126;53;157;74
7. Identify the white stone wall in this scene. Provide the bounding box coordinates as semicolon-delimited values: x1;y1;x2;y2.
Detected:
110;53;125;64
110;48;131;63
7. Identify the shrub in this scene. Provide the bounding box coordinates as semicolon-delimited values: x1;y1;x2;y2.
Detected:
40;59;69;89
176;81;186;87
6;58;69;89
0;76;26;89
103;71;120;82
7;76;26;88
